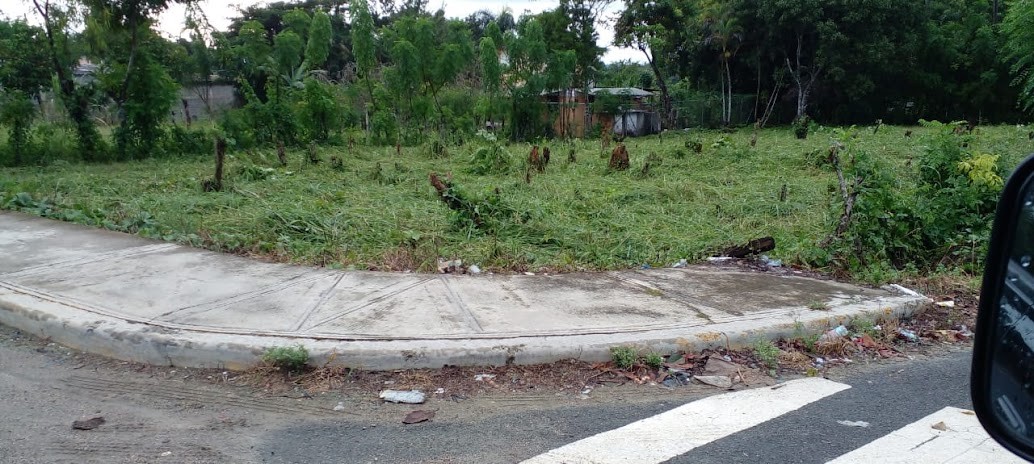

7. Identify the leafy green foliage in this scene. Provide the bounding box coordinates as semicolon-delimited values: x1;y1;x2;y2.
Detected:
262;344;309;372
299;79;343;143
1000;0;1034;114
467;131;511;175
644;352;664;369
0;91;36;165
3;125;1028;275
610;346;638;370
753;338;780;370
816;121;1005;279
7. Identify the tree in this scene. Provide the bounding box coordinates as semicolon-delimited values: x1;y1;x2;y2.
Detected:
32;0;105;160
755;0;824;122
225;1;352;81
615;0;698;128
81;0;190;159
703;2;742;126
1002;0;1034;114
505;17;551;140
0;19;52;164
479;35;501;125
303;9;332;71
351;0;378;110
537;0;607;89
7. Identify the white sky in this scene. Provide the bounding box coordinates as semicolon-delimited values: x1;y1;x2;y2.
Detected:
3;0;643;63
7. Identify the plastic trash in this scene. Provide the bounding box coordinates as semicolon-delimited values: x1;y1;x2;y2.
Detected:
760;255;783;268
820;325;849;342
468;265;481;275
333;402;346;411
672;259;688;268
898;328;919;342
474;374;496;382
837;420;871;428
379;390;426;404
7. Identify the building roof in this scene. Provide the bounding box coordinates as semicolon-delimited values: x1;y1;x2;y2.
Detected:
590;87;654;97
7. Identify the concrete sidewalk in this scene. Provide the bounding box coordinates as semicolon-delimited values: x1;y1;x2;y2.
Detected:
0;211;928;370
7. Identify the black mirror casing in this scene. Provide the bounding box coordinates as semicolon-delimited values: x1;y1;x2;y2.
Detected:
973;152;1034;462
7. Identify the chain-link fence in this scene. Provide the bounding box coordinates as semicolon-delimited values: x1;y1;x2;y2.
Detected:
672;94;757;128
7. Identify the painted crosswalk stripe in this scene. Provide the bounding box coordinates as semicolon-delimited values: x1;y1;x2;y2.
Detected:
522;377;850;464
827;407;1025;464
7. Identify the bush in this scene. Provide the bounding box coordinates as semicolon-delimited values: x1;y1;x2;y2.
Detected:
467;131;511;174
792;115;810;139
162;125;214;157
816;121;1003;277
262;344;309;372
610;346;638;370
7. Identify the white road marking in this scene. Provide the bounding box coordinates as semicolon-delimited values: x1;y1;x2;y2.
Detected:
827;407;1026;464
521;377;850;464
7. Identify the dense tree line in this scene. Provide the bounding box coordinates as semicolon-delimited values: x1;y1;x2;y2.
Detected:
1;0;1033;165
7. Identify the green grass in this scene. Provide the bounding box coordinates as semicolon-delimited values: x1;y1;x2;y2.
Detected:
2;124;1032;273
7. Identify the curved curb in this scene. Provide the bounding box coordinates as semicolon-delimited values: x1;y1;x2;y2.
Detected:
0;284;930;371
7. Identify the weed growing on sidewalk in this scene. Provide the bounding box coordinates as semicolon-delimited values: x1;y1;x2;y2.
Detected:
262;345;309;372
610;346;638;370
753;339;780;370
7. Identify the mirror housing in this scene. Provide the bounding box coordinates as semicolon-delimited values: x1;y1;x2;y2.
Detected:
973;152;1034;462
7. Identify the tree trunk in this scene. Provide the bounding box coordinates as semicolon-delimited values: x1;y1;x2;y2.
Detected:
786;33;820;122
641;46;673;129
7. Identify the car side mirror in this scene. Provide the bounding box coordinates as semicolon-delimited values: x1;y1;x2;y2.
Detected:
973;152;1034;462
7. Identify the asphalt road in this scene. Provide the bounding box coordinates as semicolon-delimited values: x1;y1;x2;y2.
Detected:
0;323;984;464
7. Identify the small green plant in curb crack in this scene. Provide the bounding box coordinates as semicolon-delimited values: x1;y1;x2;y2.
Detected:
262;344;310;372
610;346;638;370
807;301;830;311
753;338;780;371
644;352;665;369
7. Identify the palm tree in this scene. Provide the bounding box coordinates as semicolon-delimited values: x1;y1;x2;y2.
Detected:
704;4;742;127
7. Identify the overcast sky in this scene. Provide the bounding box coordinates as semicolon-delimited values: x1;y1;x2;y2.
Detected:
6;0;643;63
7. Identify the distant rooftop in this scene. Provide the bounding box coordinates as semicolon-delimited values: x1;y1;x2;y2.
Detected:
590;87;653;97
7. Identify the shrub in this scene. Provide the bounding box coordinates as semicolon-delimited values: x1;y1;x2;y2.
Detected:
644;352;664;369
792;115;810;139
753;338;780;370
816;120;1003;277
262;344;309;372
610;346;637;370
162;125;214;157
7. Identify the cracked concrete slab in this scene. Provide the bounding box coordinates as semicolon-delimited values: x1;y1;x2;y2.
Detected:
0;211;931;370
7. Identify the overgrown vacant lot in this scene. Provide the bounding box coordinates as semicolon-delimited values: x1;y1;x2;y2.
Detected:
2;125;1032;275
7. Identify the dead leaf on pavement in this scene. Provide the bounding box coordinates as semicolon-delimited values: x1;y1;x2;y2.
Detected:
931;421;948;431
402;410;436;424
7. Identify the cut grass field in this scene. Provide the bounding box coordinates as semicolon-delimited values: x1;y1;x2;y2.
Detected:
2;124;1032;275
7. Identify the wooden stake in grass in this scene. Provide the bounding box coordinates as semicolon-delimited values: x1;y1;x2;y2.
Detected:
395;141;402;157
568;148;576;163
609;143;630;171
276;140;287;166
542;146;550;169
202;137;227;192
